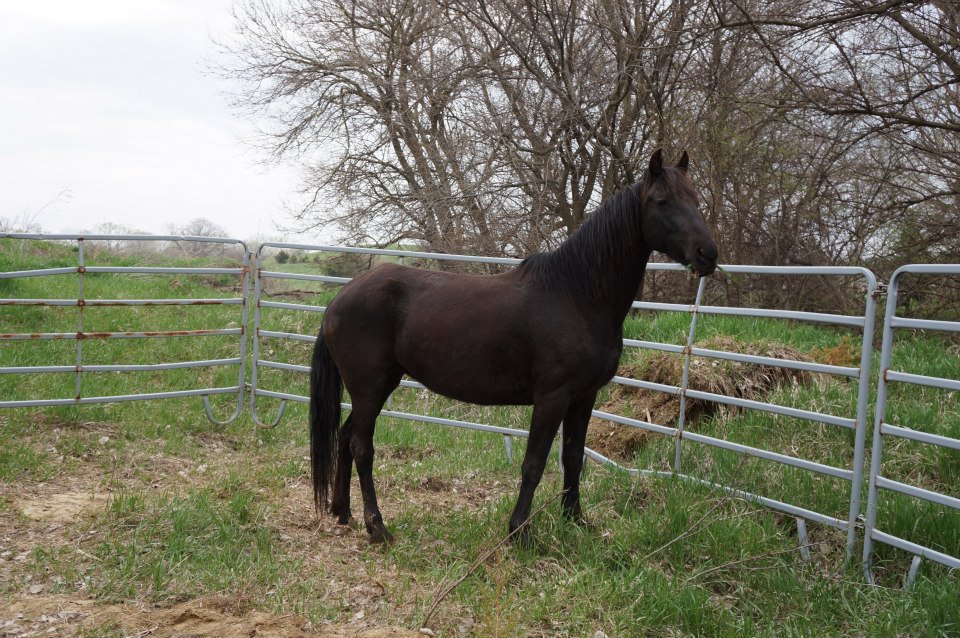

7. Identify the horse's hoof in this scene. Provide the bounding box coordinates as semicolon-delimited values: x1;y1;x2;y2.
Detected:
330;504;352;525
563;509;593;529
509;527;532;549
369;527;394;545
573;516;596;532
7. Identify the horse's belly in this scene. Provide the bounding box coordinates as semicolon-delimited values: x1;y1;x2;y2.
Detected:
417;375;533;406
397;338;534;406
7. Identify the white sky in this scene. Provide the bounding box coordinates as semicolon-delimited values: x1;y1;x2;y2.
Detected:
0;0;312;243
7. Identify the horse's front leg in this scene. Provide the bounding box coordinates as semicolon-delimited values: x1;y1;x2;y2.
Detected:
508;393;570;546
560;393;597;524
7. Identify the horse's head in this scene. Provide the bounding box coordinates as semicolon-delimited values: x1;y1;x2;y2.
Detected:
639;149;718;277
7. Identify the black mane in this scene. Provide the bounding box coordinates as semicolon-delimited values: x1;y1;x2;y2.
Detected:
518;180;647;300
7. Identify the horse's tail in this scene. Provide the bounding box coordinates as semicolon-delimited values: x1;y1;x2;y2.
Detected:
309;328;342;512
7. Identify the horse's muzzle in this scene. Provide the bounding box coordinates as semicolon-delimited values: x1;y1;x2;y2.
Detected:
688;242;719;277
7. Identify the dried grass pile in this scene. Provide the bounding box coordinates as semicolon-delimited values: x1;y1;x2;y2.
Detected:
587;336;828;462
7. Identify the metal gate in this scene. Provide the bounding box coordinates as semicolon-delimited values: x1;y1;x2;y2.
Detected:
862;264;960;585
0;233;249;424
592;265;878;562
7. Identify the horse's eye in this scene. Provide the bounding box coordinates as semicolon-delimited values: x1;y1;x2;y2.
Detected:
657;199;668;207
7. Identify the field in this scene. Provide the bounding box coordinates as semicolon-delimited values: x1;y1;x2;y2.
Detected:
1;239;958;637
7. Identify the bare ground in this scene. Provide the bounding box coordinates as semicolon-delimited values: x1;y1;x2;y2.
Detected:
0;423;514;638
1;593;421;637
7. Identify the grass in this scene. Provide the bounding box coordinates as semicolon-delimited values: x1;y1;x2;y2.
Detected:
1;237;959;636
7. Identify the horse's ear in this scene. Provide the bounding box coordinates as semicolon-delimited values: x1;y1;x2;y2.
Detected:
648;149;664;177
677;150;689;172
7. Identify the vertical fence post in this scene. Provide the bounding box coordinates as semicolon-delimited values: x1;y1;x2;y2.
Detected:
203;248;251;425
673;277;706;474
74;239;85;402
844;271;878;562
249;248;287;428
862;272;899;582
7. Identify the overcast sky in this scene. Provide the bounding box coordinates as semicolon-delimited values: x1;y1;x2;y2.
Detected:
0;0;309;243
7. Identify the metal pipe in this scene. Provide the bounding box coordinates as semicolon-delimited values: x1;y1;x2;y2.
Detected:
674;277;706;473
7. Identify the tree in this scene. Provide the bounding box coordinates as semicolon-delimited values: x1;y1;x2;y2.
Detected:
224;0;706;255
224;0;959;302
89;222;152;254
167;218;230;258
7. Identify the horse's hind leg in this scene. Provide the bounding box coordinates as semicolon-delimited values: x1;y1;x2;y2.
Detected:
347;374;401;544
560;393;597;523
330;413;354;525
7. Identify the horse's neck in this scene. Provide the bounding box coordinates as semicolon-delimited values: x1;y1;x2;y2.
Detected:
551;188;651;324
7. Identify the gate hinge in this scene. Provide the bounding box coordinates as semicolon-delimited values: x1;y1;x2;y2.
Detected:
872;283;888;300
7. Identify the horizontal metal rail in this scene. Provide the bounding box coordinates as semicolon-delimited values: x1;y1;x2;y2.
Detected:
0;358;241;374
611;375;681;396
688;346;859;378
869;530;960;570
255;241;523;265
0;329;241;340
0;298;243;307
890;317;960;333
0;386;239;408
880;423;960;451
683;431;854;480
259;270;350;285
258;330;316;342
587;463;853;532
591;409;680;438
251;387;530;439
258;300;327;313
886;370;960;392
671;472;852;531
631;300;866;327
875;476;960;511
683;388;856;430
0;266;244;278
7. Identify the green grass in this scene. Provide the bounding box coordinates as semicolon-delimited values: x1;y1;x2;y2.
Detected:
1;238;959;636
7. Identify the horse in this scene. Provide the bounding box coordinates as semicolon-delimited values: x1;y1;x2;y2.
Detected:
309;149;719;545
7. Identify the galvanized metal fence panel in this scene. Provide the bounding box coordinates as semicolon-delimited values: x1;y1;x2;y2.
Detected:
862;264;960;585
589;265;879;562
0;233;250;424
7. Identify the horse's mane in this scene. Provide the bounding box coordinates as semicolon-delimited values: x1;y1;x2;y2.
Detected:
518;176;657;300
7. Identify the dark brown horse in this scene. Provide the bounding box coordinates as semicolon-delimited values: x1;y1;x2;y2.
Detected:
310;150;718;544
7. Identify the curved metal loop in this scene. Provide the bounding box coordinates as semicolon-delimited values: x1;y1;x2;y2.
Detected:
250;395;288;429
202;393;243;426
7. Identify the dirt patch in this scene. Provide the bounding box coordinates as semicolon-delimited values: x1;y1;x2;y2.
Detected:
418;477;448;492
378;445;439;462
15;492;109;523
588;336;825;462
0;594;422;637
